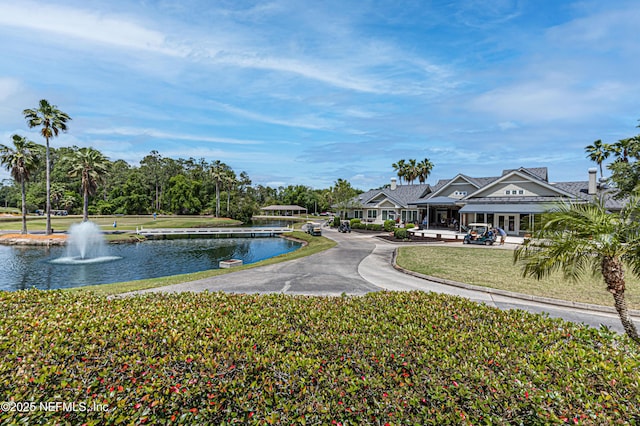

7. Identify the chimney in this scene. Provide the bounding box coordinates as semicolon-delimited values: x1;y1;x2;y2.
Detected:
588;168;597;195
390;178;397;190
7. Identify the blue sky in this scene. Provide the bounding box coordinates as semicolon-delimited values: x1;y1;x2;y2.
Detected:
1;0;639;190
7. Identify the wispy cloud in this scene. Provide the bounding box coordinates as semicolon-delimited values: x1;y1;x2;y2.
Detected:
85;127;263;145
207;101;339;131
0;2;186;56
1;0;639;188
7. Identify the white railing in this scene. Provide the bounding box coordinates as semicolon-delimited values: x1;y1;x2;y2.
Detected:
136;227;293;236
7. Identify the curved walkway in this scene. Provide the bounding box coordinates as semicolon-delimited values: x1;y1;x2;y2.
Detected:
130;226;638;334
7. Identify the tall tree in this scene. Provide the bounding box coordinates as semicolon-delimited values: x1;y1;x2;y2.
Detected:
0;135;42;234
23;99;71;234
609;137;640;164
210;160;229;217
417;158;434;184
66;147;109;222
165;174;202;214
332;178;360;217
405;159;418;185
392;159;406;184
140;150;163;212
223;168;237;214
514;199;640;344
585;139;610;178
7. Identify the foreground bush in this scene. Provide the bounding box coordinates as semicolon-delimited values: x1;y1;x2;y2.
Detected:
383;220;396;232
394;228;408;239
1;290;639;424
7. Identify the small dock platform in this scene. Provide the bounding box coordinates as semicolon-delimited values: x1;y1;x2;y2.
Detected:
136;227;293;238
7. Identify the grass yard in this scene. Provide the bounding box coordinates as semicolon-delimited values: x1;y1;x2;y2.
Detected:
0;215;242;232
1;290;638;425
396;245;640;309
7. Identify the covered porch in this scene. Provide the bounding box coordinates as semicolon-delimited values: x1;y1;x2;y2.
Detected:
413;196;462;231
458;203;548;236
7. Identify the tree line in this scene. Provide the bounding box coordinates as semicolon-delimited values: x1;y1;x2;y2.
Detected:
0;99;362;234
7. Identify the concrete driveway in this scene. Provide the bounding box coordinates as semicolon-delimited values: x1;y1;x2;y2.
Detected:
130;225;638;334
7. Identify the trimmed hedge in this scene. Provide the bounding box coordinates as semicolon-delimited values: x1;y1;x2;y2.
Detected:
394;228;408;239
1;290;639;424
350;218;361;227
383;220;396;232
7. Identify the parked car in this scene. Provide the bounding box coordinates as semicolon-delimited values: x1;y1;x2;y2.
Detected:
462;223;496;246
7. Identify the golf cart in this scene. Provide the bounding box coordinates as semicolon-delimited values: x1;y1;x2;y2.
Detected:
338;220;351;233
462;223;496;246
305;221;322;236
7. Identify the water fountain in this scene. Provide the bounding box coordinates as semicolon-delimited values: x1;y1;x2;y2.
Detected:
51;221;120;265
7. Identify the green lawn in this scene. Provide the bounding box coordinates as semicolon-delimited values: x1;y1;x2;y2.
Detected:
396;245;640;309
0;215;242;232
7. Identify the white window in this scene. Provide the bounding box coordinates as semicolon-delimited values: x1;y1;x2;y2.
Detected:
367;210;378;219
382;210;396;220
453;191;467;196
353;210;363;219
402;210;418;223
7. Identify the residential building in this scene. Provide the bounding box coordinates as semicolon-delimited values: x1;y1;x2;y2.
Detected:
335;178;430;225
340;167;622;236
416;166;622;235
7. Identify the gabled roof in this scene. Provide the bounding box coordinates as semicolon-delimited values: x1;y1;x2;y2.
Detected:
464;168;573;199
502;167;548;182
351;184;431;208
427;174;494;199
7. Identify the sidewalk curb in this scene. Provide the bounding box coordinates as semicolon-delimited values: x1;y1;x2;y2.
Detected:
390;249;640;318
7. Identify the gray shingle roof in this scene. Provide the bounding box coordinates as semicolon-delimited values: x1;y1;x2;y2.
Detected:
502;167;549;181
353;184;431;208
349;167;624;212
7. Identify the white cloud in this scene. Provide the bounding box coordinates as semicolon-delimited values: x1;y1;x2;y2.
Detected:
207;101;338;130
498;121;518;130
0;78;21;102
0;2;186;56
85;127;263;146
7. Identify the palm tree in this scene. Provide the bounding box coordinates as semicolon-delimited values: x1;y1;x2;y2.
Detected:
210;160;228;217
67;147;109;222
417;158;434;184
223;169;237;215
0;135;41;234
608;137;640;164
585;139;610;178
392;160;406;185
405;159;418;185
23;99;71;234
514;199;640;344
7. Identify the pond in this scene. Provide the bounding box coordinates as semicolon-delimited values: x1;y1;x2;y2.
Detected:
0;237;301;291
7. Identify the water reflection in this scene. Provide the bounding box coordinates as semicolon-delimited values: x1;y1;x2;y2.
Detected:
0;237;300;291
